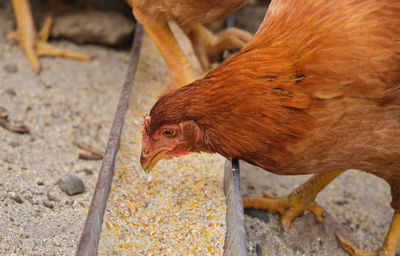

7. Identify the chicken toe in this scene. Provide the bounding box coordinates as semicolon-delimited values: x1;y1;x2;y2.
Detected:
243;170;344;231
186;24;252;71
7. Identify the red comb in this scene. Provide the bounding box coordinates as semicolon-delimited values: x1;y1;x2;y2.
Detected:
142;116;151;135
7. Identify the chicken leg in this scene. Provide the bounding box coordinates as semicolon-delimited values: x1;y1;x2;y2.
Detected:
185;24;252;71
132;8;196;92
243;170;345;231
8;0;91;74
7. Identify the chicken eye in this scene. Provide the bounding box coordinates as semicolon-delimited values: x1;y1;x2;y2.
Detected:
160;128;176;137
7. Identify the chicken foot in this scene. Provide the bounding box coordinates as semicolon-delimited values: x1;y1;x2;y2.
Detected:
132;8;196;92
185;24;252;71
243;170;345;231
8;0;92;74
337;211;400;256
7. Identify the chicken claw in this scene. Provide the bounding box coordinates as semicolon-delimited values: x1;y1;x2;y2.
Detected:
336;233;377;256
9;0;92;74
244;188;324;231
187;25;252;70
336;210;400;256
243;170;344;231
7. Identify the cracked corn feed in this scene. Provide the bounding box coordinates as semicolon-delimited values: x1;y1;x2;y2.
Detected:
98;31;227;255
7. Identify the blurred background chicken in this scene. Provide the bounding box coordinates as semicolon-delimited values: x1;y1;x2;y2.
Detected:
127;0;252;90
140;0;400;255
9;0;252;81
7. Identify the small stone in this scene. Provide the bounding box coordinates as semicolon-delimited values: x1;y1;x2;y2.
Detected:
58;174;85;196
3;64;18;74
9;141;20;148
37;181;44;186
43;200;54;209
255;243;263;256
9;192;23;204
4;88;17;96
47;191;58;202
51;10;135;46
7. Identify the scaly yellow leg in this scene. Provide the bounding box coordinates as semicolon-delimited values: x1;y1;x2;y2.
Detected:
38;16;53;42
243;170;345;231
337;210;400;256
132;8;195;92
9;0;92;74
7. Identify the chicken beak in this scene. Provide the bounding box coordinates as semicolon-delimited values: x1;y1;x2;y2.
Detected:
140;148;169;173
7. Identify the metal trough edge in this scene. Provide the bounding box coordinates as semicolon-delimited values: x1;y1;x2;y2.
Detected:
224;159;248;256
76;24;144;256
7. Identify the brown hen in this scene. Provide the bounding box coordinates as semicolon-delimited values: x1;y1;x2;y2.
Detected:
127;0;252;90
140;0;400;255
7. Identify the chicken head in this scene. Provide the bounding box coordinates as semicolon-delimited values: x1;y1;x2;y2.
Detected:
140;116;201;173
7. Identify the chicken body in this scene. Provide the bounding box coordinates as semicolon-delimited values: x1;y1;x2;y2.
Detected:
127;0;252;90
129;0;247;25
141;0;400;254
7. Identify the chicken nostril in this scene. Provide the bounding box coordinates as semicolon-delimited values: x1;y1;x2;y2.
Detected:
144;147;151;155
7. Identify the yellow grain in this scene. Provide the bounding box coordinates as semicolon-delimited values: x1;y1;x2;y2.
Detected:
98;32;226;255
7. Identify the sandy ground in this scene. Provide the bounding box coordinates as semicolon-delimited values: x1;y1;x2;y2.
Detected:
1;1;399;256
0;2;129;255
